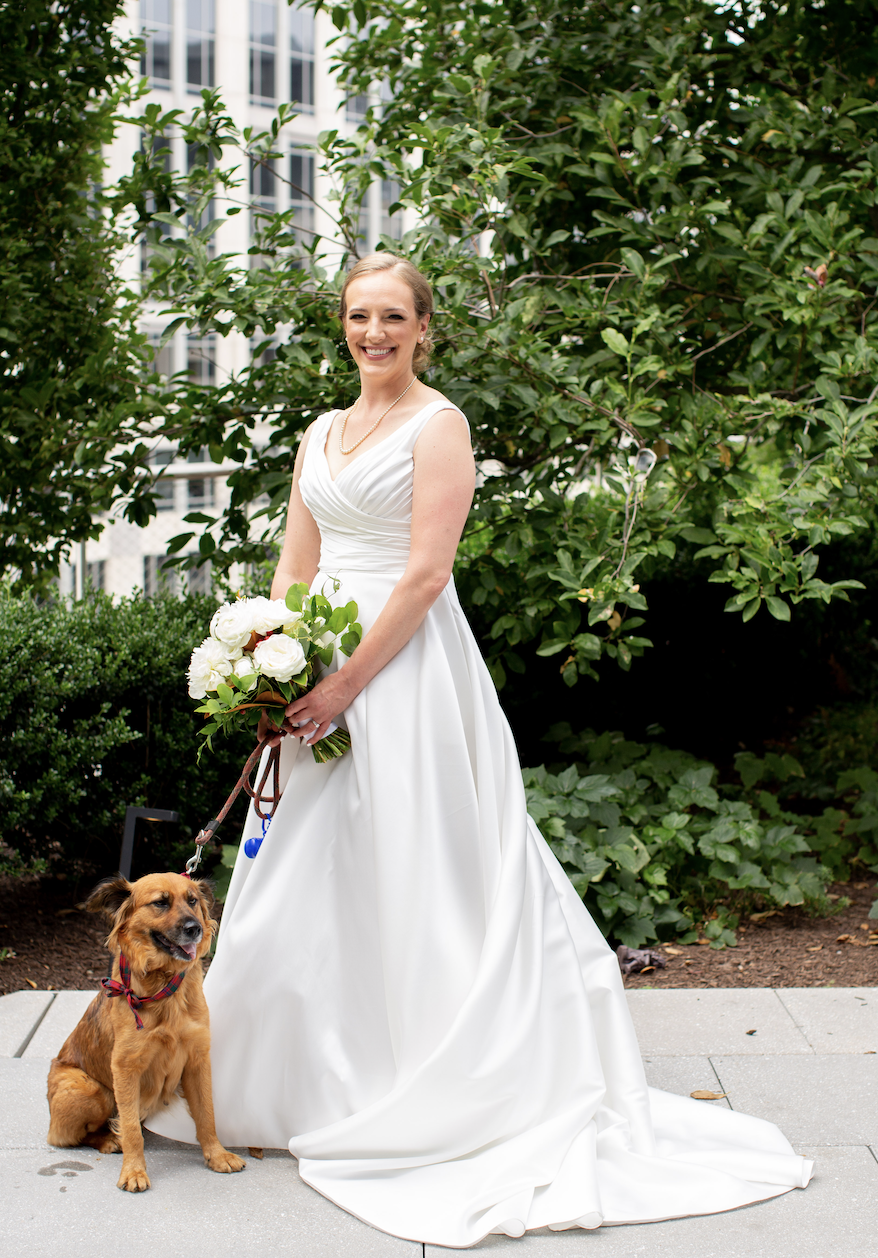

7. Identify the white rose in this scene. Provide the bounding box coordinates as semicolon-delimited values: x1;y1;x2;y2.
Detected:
231;651;259;690
251;633;307;683
210;601;255;650
250;596;302;635
188;637;235;699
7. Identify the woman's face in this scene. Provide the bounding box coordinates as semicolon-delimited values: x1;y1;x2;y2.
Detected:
343;271;429;380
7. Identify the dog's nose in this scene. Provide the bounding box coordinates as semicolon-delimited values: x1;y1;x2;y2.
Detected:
180;916;203;940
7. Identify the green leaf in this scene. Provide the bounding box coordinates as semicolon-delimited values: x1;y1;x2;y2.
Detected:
620;247;645;278
601;328;629;355
765;596;791;621
536;638;570;656
340;631;360;656
285;582;309;613
679;526;717;544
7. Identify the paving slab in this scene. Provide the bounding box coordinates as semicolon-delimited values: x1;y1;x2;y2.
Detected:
427;1146;878;1256
625;989;812;1056
22;990;96;1059
0;1059;52;1150
775;987;878;1054
712;1054;878;1145
0;989;55;1057
642;1055;732;1109
0;1141;420;1258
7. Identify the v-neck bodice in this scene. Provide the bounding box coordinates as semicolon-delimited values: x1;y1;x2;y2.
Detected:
299;399;466;575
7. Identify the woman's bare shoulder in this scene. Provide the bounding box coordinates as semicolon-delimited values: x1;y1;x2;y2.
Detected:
416;387;467;425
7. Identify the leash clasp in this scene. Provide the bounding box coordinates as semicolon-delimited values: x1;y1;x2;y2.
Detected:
183;822;219;877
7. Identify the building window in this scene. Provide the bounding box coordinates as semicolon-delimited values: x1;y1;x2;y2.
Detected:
250;334;279;366
187;557;213;595
146;332;175;381
144;554;179;596
289;8;315;112
86;559;106;591
381;178;403;241
187;139;216;251
289;147;315;248
187;0;215;93
346;92;369;122
187;334;216;385
140;131;174;274
187;475;216;510
149;449;177;511
250;158;277;265
250;0;276;106
141;0;173;89
186;444;216;511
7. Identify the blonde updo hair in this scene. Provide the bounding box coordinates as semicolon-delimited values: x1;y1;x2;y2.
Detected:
339;252;435;374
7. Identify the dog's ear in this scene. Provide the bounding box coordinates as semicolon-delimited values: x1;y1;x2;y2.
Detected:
191;878;216;919
83;876;133;919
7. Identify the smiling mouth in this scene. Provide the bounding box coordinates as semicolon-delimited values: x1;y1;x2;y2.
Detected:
362;346;394;358
151;930;199;962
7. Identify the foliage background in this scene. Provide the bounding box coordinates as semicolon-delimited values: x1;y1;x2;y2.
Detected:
0;590;252;891
3;0;878;939
0;1;160;590
91;0;878;704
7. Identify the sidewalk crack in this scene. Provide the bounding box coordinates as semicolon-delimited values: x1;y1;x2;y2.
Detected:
707;1057;733;1108
771;987;816;1053
13;991;57;1058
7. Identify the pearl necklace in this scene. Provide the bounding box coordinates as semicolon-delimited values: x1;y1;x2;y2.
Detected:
338;376;417;456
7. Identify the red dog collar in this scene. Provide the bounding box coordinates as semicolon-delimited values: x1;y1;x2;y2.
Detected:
101;953;185;1030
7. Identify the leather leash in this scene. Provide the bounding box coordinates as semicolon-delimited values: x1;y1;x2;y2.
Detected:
184;737;284;877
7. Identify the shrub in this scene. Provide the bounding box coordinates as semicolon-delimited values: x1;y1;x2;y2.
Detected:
524;725;878;948
0;589;253;884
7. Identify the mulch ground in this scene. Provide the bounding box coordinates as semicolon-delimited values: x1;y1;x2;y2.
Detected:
622;879;878;990
0;876;226;996
0;875;875;996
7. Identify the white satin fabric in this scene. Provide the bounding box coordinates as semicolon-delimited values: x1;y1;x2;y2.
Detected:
147;400;812;1247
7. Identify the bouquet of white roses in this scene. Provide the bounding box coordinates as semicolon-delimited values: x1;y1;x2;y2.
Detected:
188;581;361;763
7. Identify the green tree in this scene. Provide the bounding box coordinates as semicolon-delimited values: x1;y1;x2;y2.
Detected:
16;1;878;693
322;0;878;684
0;1;155;591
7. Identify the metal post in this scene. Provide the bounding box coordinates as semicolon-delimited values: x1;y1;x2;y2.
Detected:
119;807;180;880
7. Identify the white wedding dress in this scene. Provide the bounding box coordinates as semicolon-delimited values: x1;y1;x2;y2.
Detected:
148;399;812;1247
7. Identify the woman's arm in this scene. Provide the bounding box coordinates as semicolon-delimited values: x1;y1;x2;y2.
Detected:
285;408;475;744
269;422;322;598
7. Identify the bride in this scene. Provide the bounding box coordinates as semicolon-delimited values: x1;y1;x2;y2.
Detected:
148;253;813;1247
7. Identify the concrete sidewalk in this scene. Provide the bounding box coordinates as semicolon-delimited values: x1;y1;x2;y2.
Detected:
2;987;876;1258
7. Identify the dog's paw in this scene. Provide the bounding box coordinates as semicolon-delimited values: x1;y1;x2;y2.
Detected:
205;1147;247;1174
117;1164;151;1192
96;1133;122;1155
248;1147;264;1159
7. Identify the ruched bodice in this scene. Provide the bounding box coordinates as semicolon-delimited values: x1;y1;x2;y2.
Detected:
300;400;462;574
148;394;812;1246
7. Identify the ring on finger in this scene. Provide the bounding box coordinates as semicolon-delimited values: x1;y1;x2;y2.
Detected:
310;718;320;729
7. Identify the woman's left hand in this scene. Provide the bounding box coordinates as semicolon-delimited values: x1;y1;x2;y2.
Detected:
284;670;356;745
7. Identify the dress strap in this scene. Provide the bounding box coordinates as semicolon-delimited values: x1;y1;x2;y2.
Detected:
406;399;469;450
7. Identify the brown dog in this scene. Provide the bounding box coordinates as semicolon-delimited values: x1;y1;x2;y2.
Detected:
47;872;246;1192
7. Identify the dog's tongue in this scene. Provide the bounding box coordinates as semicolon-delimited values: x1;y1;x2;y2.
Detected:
181;942;197;961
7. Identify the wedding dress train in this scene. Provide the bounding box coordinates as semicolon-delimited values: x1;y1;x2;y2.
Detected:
147;399;812;1247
